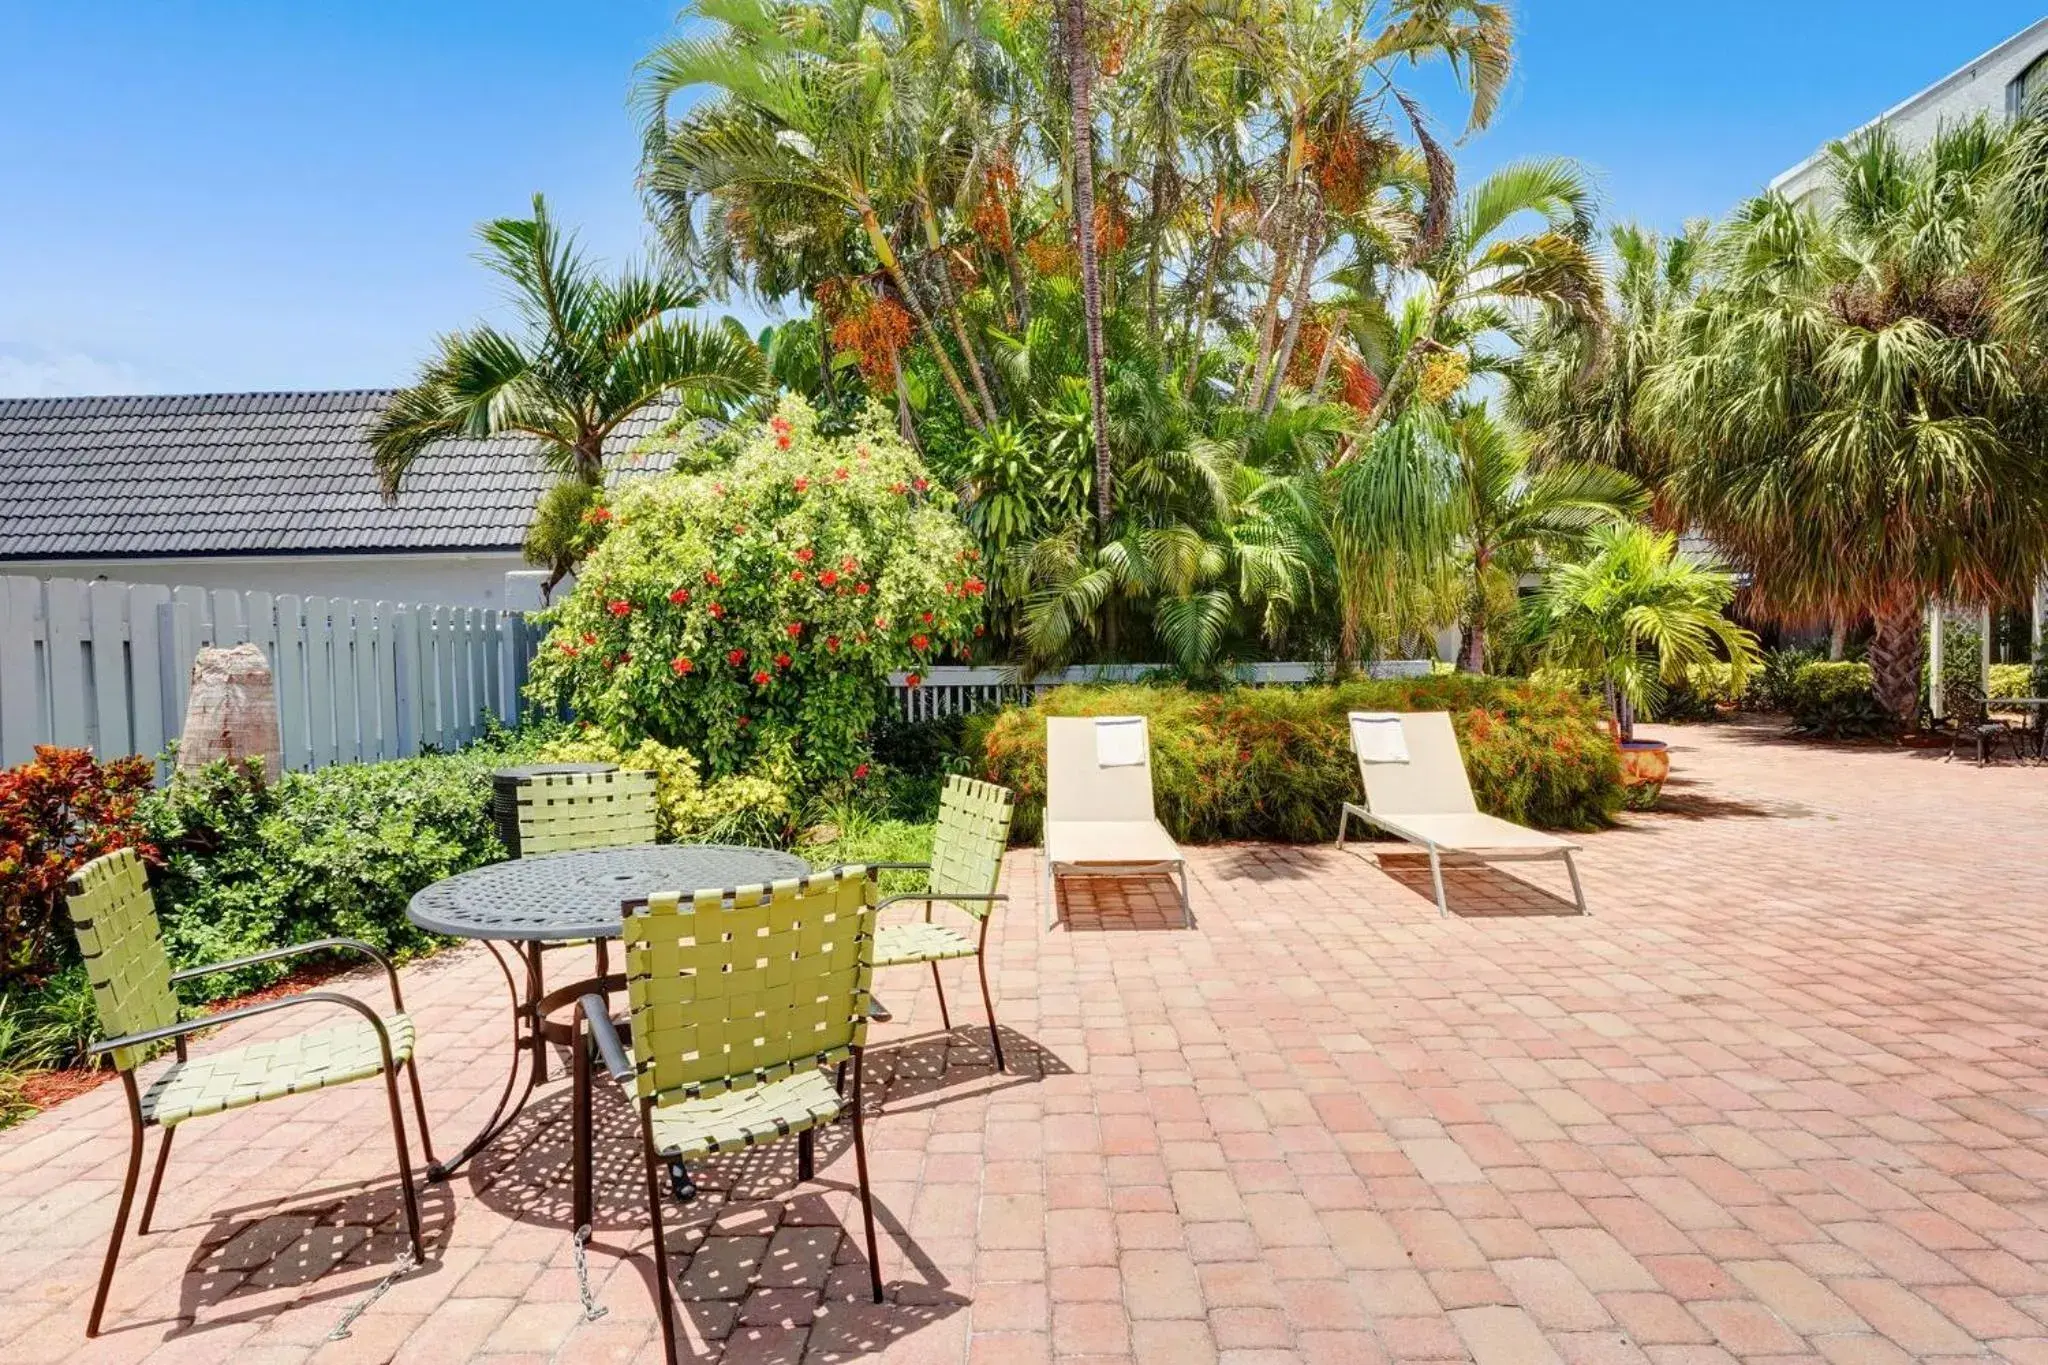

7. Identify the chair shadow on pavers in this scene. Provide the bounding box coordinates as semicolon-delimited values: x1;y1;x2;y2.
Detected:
462;1054;997;1360
1049;868;1193;930
857;1023;1074;1120
165;1177;456;1338
1373;850;1585;917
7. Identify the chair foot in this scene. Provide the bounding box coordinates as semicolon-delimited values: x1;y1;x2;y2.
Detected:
382;1065;425;1263
666;1158;698;1205
798;1128;815;1183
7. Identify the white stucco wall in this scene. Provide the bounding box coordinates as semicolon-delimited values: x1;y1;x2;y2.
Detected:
0;551;530;608
1774;18;2048;203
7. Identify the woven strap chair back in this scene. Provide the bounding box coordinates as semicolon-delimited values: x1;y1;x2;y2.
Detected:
624;866;877;1105
929;775;1014;910
64;848;180;1071
516;769;659;854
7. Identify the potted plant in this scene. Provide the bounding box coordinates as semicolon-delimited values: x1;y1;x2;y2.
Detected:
1522;525;1760;807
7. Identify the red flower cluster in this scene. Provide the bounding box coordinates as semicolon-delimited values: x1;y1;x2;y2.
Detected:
791;570;807;583
820;569;839;587
796;546;815;563
911;634;929;651
727;647;747;666
853;763;871;780
964;578;986;596
855;582;871;596
582;505;613;525
774;652;792;668
668;587;690;605
608;599;632;617
785;622;804;638
833;466;849;481
905;672;922;688
671;656;695;675
708;602;725;619
704;569;721;586
753;669;772;685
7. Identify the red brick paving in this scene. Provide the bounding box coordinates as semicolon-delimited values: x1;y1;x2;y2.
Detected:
4;719;2047;1362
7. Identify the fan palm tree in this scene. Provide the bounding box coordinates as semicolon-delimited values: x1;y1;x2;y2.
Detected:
1445;405;1646;673
1641;119;2048;727
369;194;768;499
1510;218;1708;492
1522;523;1759;741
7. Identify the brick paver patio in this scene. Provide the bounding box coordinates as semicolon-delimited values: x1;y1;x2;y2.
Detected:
5;719;2048;1363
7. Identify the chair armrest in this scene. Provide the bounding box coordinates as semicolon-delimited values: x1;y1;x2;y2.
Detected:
579;994;635;1083
876;891;1007;912
89;991;398;1066
171;938;405;1009
865;862;932;872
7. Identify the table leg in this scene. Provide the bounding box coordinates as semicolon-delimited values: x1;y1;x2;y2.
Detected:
528;942;550;1086
428;940;540;1183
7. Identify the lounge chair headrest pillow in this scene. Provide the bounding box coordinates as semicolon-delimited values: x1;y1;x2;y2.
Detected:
1093;716;1149;768
1349;712;1410;764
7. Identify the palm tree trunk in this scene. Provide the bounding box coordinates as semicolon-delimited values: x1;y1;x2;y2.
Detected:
1261;220;1323;417
1241;238;1293;403
861;204;985;432
1064;0;1113;532
1868;596;1925;732
1355;282;1452;447
1309;307;1350;400
1464;549;1490;673
922;204;1001;425
890;350;921;451
1180;195;1231;395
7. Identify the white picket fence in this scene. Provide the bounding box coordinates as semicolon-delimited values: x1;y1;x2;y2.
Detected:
0;575;535;775
883;659;1437;721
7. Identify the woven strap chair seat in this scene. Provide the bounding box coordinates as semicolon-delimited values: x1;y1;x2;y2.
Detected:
142;1013;416;1127
873;921;977;966
643;1066;844;1162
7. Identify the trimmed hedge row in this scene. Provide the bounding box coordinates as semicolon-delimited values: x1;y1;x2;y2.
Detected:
975;677;1623;845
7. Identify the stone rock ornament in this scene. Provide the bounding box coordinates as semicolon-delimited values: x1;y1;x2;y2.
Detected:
177;642;282;781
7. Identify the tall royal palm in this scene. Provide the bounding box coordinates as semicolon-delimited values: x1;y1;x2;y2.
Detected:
370;194;767;496
1060;0;1115;531
1642;120;2048;727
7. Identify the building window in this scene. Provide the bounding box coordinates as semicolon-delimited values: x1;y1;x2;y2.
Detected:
2009;51;2048;118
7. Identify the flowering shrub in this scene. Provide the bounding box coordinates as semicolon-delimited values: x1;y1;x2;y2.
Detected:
529;399;982;778
0;747;156;988
977;677;1622;844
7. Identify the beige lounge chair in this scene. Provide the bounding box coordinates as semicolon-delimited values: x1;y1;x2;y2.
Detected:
1043;716;1191;929
1337;710;1587;916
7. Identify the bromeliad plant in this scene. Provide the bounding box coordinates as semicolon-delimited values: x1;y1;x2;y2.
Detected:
528;398;982;779
1521;524;1760;741
0;747;156;989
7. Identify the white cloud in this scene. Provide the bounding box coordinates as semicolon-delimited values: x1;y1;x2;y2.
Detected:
0;348;158;398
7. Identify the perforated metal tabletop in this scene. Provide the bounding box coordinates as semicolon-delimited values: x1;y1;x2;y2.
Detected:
406;844;810;942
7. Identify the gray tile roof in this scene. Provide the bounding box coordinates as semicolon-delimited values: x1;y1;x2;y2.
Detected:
0;389;680;560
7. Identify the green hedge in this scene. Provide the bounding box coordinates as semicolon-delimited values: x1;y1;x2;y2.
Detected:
1990;663;2031;699
975;677;1622;845
143;743;526;999
1787;661;1888;737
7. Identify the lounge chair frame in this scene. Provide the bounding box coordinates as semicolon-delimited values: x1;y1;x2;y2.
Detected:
1337;711;1588;917
1041;716;1192;930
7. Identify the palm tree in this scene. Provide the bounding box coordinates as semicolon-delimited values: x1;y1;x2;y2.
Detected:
1522;523;1759;741
1510;218;1708;493
1640;119;2048;728
1359;157;1604;440
370;194;767;502
1059;0;1116;531
1445;405;1645;673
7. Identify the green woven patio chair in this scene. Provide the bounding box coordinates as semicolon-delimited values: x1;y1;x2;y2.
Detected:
514;768;660;1079
570;866;885;1362
515;768;659;854
869;774;1014;1070
62;847;432;1339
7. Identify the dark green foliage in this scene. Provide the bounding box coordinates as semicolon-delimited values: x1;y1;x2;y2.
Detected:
1748;646;1827;714
1786;661;1888;738
978;677;1622;844
143;746;521;1000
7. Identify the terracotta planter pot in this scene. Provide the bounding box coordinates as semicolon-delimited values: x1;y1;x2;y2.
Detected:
1617;738;1670;810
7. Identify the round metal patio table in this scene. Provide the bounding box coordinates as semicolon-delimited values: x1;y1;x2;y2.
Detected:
1993;697;2048;761
408;843;808;1183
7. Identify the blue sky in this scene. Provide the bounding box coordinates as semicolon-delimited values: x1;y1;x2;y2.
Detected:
3;1;2045;397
